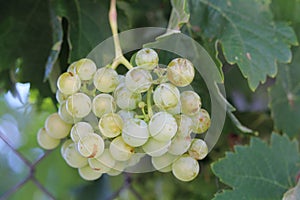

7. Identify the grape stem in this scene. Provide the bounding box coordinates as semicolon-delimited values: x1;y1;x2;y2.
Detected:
147;85;153;119
109;0;133;70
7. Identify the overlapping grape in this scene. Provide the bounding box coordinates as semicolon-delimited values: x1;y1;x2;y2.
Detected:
37;49;210;182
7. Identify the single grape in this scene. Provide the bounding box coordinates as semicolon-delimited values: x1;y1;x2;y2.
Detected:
66;92;92;118
45;113;72;139
61;139;73;157
93;67;119;93
67;61;77;74
122;118;149;147
107;161;127;176
98;113;123;138
114;83;142;110
63;142;88;168
172;154;199;182
125;153;145;168
92;94;116;118
168;135;192;156
153;83;180;110
125;67;153;93
70;122;94;143
88;149;116;173
135;48;159;70
57;72;81;95
109;136;134;161
151;153;179;173
118;75;125;84
174;114;193;138
167;58;195;87
117;110;136;121
191;109;211;134
149;112;178;141
78;165;103;181
58;101;81;124
180;91;201;116
56;90;69;104
142;138;171;157
165;101;181;115
75;58;97;81
188;139;208;160
37;127;60;150
77;133;105;158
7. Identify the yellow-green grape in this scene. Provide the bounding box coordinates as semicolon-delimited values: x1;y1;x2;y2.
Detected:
188;139;208;160
77;133;105;158
66;92;92;118
56;90;69;104
58;101;81;124
92;94;116;118
109;136;134;161
107;161;127;176
117;110;136;121
88;149;116;173
114;83;142;110
61;139;73;157
125;153;145;168
174;114;193;138
70;122;94;143
125;67;153;93
63;142;88;168
151;153;179;173
98;113;123;138
153;83;180;110
45;113;72;139
122;118;149;147
172;154;199;182
191;109;211;134
93;67;119;93
168;135;192;156
37;128;60;150
67;61;77;74
78;165;103;181
135;48;159;70
75;58;97;81
180;91;201;116
167;58;195;87
149;112;178;142
165;102;181;115
57;72;81;95
142;138;171;157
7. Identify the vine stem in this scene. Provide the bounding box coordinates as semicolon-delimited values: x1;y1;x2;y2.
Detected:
147;85;153;119
109;0;133;70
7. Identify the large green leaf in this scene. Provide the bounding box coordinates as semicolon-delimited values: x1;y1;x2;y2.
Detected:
212;133;300;200
189;0;298;90
268;47;300;138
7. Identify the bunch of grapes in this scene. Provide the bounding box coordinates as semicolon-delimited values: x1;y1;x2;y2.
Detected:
37;48;211;182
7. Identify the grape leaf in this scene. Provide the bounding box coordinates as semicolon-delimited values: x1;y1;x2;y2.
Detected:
212;133;300;200
167;0;190;31
268;47;300;138
189;0;298;90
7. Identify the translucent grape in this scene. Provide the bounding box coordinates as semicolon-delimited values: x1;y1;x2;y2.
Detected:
125;67;152;93
70;122;94;143
117;110;136;121
135;48;159;70
56;90;69;104
168;135;192;156
75;58;97;81
151;153;179;173
63;142;88;168
61;139;73;157
167;58;195;87
58;101;81;124
77;133;105;158
57;72;81;95
78;165;103;181
93;67;119;92
37;128;60;150
165;101;181;115
153;83;180;110
88;149;116;173
98;113;123;138
66;92;92;118
174;114;193;138
114;83;142;110
67;61;77;74
180;91;201;116
191;109;211;134
188;139;208;160
107;161;126;176
149;112;178;141
122;118;149;147
109;136;134;161
142;138;171;157
92;94;116;118
172;154;199;182
45;113;72;139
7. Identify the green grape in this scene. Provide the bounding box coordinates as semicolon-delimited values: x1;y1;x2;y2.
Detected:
125;67;153;93
75;58;97;81
174;114;193;138
191;109;211;134
63;142;88;168
37;127;60;150
135;48;159;70
180;91;201;116
109;136;134;161
172;154;199;182
98;113;123;138
45;113;72;139
70;122;94;143
107;161;126;176
77;133;105;158
78;165;103;181
149;112;178;141
67;61;77;74
66;92;92;118
125;153;144;168
114;83;142;110
56;90;69;104
117;110;136;121
58;101;81;124
151;153;179;173
122;118;149;147
92;94;116;118
153;83;180;110
167;58;195;87
88;149;116;173
165;102;181;115
142;138;171;157
168;135;192;156
61;139;73;157
188;139;208;160
93;67;119;93
57;72;81;95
